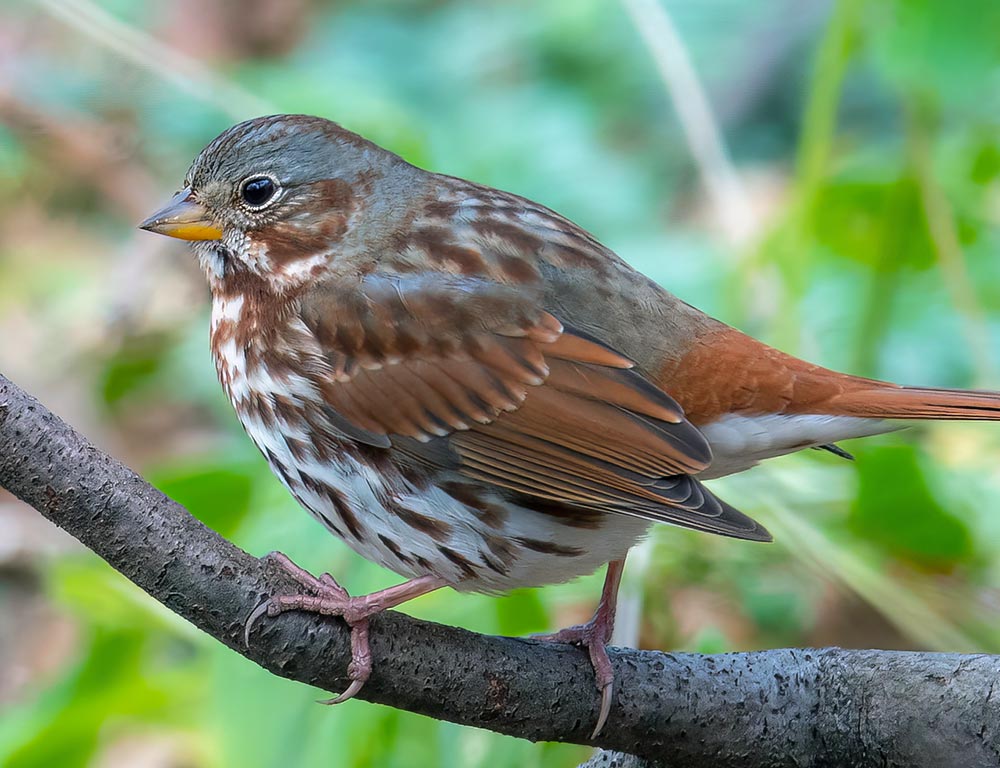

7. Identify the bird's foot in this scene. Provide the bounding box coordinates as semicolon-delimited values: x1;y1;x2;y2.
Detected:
535;612;616;739
245;552;375;703
245;552;445;705
533;559;624;739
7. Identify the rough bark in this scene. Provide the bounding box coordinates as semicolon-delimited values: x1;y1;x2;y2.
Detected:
1;372;998;767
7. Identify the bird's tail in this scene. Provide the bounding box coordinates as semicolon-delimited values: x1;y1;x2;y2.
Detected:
827;384;1000;421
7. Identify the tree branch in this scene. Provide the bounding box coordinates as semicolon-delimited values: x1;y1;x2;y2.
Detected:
1;371;998;767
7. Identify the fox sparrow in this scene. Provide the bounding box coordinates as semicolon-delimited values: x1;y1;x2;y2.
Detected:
141;114;1000;737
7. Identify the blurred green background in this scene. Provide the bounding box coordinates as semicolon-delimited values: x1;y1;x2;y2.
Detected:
1;0;999;765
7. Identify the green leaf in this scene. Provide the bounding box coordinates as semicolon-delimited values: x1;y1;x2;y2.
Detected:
849;443;974;569
98;332;175;408
493;588;550;636
148;461;256;537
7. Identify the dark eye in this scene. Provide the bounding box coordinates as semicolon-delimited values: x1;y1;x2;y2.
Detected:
239;176;278;208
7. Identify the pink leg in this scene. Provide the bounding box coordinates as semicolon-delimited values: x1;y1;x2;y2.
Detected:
536;559;625;739
246;552;446;704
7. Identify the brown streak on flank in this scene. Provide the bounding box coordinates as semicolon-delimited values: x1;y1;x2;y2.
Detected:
300;404;344;463
394;503;453;541
353;441;397;476
395;461;433;492
479;553;508;575
297;470;327;499
438;545;478;579
440;481;510;529
327;486;364;541
518;495;604;529
482;533;516;567
471;500;509;530
320;517;345;537
514;537;584;557
378;533;414;566
296;473;347;537
265;448;294;487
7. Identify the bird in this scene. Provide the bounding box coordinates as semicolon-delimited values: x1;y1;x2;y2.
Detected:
140;114;1000;738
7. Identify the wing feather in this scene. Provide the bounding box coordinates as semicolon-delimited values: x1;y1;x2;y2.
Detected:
296;273;770;541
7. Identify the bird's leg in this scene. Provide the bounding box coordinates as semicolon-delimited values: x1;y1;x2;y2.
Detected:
246;551;446;704
535;558;625;739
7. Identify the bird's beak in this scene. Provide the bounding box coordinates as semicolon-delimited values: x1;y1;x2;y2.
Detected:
138;189;223;241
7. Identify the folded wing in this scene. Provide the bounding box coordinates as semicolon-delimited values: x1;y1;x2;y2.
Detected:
297;274;770;542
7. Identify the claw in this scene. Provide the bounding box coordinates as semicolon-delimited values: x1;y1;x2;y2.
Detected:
317;678;366;706
592;667;614;739
244;599;273;647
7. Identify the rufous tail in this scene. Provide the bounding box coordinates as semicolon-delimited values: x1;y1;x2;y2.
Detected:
827;384;1000;421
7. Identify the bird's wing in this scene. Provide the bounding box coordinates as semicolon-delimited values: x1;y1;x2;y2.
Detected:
297;274;770;541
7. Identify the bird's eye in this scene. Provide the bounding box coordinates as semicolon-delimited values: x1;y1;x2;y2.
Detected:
239;175;279;209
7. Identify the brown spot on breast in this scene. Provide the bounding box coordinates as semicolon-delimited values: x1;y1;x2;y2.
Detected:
246;339;298;383
244;391;276;429
213;318;237;346
272;393;301;424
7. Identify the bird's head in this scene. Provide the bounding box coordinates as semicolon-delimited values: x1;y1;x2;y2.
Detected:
140;114;404;291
